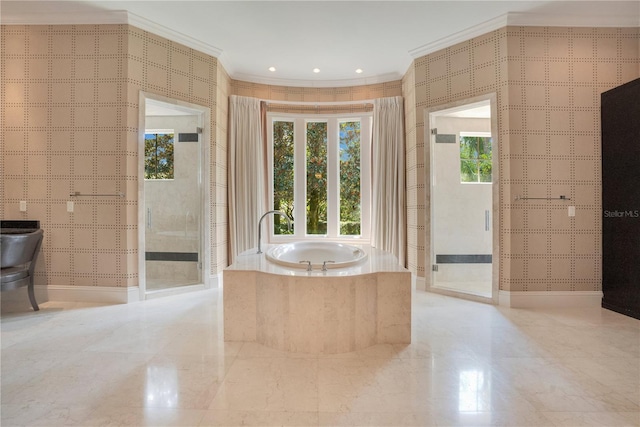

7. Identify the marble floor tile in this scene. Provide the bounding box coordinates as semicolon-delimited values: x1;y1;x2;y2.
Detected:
0;403;94;427
209;357;319;412
542;411;640;427
200;410;319;426
2;287;639;427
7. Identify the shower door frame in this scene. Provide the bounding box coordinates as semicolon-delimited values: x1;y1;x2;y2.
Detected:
424;93;500;305
137;92;211;299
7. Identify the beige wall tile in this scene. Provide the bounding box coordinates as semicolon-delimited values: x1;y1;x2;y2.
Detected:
3;32;27;55
27;30;49;54
550;159;571;181
549;208;571;231
527;208;548;230
3;154;25;176
549;86;572;108
551;259;572;280
575;258;596;280
5;82;26;103
549;134;571;156
98;33;120;55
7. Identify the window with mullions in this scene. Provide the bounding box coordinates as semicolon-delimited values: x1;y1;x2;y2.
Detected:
460;133;492;183
269;113;371;240
144;131;174;179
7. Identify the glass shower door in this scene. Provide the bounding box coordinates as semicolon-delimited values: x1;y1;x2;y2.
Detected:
430;103;493;298
144;106;202;292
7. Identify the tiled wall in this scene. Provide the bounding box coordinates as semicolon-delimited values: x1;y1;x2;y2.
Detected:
406;28;509;280
406;26;640;292
504;26;638;292
231;80;403;103
1;24;225;288
126;25;221;279
2;24;130;287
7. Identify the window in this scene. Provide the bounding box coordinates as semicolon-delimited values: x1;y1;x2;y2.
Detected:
145;130;174;179
460;132;492;183
269;113;372;240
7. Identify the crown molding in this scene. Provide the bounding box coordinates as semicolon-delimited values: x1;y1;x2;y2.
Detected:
125;11;223;58
230;71;403;88
409;13;509;59
4;9;635;86
0;10;129;25
0;10;224;59
506;11;640;28
409;11;640;59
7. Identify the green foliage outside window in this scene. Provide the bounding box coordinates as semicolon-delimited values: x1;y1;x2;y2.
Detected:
272;118;364;237
306;122;328;235
339;121;361;235
460;135;492;183
273;121;295;234
145;133;174;179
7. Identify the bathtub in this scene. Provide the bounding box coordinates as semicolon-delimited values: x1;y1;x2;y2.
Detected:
223;243;411;354
265;241;367;270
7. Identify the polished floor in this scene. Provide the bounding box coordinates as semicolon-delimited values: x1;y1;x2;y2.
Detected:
1;286;639;426
433;281;492;299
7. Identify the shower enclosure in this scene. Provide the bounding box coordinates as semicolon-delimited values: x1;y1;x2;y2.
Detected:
139;93;209;295
426;96;498;302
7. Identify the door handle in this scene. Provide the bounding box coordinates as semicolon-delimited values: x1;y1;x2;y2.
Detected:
485;210;490;231
147;208;152;229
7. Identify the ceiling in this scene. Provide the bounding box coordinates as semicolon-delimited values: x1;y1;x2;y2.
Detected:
2;1;638;87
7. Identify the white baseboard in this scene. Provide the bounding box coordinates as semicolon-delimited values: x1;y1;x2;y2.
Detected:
38;285;141;304
209;274;220;288
33;274;221;305
414;275;426;291
499;290;603;308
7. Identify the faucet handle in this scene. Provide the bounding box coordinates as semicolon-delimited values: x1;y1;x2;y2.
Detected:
299;260;312;271
322;260;335;271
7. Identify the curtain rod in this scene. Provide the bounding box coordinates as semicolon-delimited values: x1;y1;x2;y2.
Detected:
262;99;374;106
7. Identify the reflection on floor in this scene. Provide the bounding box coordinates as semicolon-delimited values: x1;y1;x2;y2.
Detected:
434;281;492;298
1;287;638;426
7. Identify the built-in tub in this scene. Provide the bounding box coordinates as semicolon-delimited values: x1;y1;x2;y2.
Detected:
223;244;411;354
265;241;367;270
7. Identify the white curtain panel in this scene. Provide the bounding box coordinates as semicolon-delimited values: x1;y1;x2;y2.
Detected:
228;95;266;262
372;96;407;267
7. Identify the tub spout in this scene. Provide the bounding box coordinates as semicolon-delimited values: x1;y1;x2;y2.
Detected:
257;210;292;254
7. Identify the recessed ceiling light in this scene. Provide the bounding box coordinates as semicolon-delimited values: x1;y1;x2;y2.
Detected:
268;66;276;72
355;68;363;74
313;68;320;73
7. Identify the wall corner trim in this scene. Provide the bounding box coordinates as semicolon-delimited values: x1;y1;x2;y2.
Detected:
499;290;603;308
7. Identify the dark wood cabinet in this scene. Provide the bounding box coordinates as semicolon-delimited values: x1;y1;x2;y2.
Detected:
601;78;640;320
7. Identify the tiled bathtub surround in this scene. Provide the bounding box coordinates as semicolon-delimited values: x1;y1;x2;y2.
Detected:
224;246;411;354
2;288;638;426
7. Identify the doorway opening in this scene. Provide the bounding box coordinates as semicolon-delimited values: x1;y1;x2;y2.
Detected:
426;95;499;303
138;93;210;298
